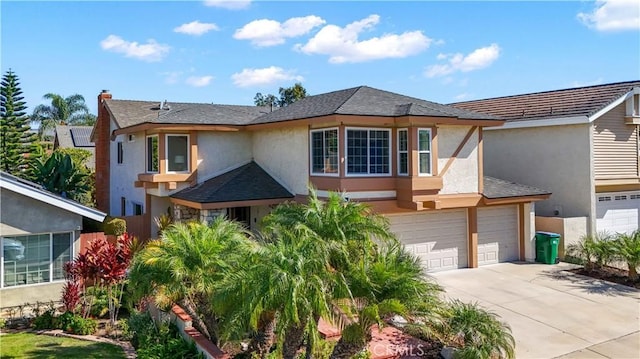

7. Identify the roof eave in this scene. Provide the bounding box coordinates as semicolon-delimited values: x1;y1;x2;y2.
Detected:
588;86;640;123
482;193;551;205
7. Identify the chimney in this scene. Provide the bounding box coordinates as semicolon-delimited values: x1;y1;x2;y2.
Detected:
95;90;113;213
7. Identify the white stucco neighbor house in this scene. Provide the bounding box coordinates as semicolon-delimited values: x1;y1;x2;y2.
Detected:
92;86;551;273
0;171;107;308
453;81;640;250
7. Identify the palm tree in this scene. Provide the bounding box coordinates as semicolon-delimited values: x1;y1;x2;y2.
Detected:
128;218;252;344
31;93;93;138
613;230;640;281
30;151;90;202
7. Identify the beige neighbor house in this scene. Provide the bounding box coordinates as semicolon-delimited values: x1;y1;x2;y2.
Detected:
54;125;96;169
0;171;106;308
453;81;640;253
92;86;550;273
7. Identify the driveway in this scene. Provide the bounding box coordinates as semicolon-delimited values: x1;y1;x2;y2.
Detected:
431;262;640;359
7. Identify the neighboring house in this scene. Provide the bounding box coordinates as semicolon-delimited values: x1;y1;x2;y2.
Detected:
452;81;640;246
92;87;549;272
54;125;96;169
0;171;106;308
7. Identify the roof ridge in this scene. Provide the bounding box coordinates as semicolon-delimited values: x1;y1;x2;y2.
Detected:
333;86;365;113
451;80;640;105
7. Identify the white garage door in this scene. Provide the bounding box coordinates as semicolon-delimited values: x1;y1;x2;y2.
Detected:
596;192;640;235
389;209;468;272
478;205;519;266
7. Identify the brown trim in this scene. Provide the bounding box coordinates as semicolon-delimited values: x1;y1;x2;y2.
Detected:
137;172;196;183
158;133;166;174
467;207;478;268
429;194;483;209
368;200;425;214
431;127;439;175
409;127;418;176
518;203;526;261
482;194;551;205
439;126;477;178
477;127;483;193
310;176;397;192
595;179;640;193
114;123;241;136
402;115;504;127
170;197;292;210
189;131;198;182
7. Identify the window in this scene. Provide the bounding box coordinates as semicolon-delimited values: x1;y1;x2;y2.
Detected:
418;129;432;175
614;195;627;201
310;128;338;175
598;196;611;202
631;194;640;200
133;203;143;216
146;136;159;173
121;197;126;216
346;128;390;175
2;232;72;288
166;135;189;172
117;142;123;164
397;129;408;175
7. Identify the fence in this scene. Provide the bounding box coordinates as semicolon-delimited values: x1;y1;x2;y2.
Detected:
117;214;151;241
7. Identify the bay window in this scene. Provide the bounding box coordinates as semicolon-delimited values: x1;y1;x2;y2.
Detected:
310;128;339;175
146;135;159;173
2;232;72;288
346;128;390;175
166;135;189;173
397;129;408;175
418;128;432;175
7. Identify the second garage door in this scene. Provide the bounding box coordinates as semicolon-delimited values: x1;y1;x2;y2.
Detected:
389;209;468;272
596;192;640;235
478;205;519;266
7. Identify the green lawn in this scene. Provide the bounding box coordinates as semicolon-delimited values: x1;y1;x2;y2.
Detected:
0;332;127;358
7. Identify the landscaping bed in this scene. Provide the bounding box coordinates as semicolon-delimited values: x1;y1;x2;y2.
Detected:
568;265;640;289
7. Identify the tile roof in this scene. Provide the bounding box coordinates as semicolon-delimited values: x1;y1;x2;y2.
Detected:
451;81;640;122
250;86;499;124
482;176;551;199
105;99;270;128
171;162;294;204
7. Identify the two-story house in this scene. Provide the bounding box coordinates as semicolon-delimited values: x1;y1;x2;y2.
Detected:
453;81;640;250
93;86;549;272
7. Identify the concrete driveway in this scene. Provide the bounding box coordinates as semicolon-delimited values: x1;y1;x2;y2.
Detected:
431;262;640;359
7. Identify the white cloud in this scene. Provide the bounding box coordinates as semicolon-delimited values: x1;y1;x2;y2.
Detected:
295;15;432;64
424;44;501;78
569;78;604;88
100;35;170;62
203;0;251;10
578;0;640;31
234;16;326;47
231;66;303;87
454;93;471;101
174;21;219;36
185;75;214;87
162;71;183;84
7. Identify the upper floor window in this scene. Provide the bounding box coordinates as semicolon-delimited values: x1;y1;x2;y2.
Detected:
397;129;408;176
146;135;159;173
310;128;339;175
117;142;124;164
346;128;390;176
166;135;189;173
418;129;432;176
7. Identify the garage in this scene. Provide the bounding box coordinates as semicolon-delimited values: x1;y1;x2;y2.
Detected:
477;205;519;265
596;192;640;235
389;209;468;272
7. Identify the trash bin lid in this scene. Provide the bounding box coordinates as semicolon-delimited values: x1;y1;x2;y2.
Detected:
535;231;561;237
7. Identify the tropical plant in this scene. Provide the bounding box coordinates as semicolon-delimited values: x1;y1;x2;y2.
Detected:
443;300;515;359
613;230;640;281
154;213;173;237
567;232;613;272
0;69;39;176
128;218;252;345
30;151;90;202
31;93;94;138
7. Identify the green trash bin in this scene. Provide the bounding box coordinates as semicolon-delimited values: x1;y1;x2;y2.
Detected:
535;231;560;264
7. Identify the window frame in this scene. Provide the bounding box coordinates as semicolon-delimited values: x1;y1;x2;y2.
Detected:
344;127;392;177
417;128;433;176
116;141;124;165
397;129;409;176
165;134;190;174
146;135;159;173
309;127;340;177
1;231;73;289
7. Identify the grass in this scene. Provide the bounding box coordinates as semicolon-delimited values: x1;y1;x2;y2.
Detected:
0;332;127;359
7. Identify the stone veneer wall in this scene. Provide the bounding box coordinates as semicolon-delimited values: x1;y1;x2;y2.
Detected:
200;209;226;224
174;205;200;222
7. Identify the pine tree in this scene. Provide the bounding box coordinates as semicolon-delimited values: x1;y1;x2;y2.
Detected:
0;69;38;176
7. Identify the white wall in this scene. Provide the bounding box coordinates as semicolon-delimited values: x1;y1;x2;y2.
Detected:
197;132;253;181
484;124;594;220
109;123;146;216
252;126;308;195
150;195;172;238
437;125;479;194
250;205;273;232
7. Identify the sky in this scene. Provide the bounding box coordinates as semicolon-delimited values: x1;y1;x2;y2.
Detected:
2;0;639;116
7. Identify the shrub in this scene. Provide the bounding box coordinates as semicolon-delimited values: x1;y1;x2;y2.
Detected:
612;230;640;281
104;217;127;236
126;311;203;359
567;232;613;271
32;309;57;330
64;314;97;335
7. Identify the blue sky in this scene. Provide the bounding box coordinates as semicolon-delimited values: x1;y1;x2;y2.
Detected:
2;0;639;116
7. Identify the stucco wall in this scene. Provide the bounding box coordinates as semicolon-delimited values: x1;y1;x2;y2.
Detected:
1;190;82;235
523;203;536;261
1;282;66;308
197;132;253;181
109;125;146;216
150;195;172;238
536;216;588;259
252;126;308;195
484;124;593;220
437;125;479;194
